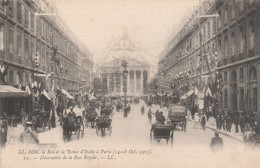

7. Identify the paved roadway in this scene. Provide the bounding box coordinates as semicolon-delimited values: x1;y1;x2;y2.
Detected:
2;101;260;168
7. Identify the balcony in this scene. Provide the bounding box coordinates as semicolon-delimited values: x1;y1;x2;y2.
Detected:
248;48;255;58
223;58;227;65
237;53;244;60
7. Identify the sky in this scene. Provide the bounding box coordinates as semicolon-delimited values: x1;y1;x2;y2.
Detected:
53;0;200;71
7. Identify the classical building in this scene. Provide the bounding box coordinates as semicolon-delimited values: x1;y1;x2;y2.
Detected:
0;0;93;94
99;31;151;96
158;0;260;116
0;0;93;120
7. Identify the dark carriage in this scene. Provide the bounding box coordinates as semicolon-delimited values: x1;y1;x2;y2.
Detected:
168;105;187;132
150;124;174;146
116;103;123;112
95;116;112;137
32;111;51;132
62;116;84;141
85;112;97;128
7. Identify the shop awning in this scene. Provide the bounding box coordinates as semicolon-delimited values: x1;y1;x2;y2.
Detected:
61;89;74;99
0;85;29;98
180;90;194;100
89;96;97;100
42;90;51;100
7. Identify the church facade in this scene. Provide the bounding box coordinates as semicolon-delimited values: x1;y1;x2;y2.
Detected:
98;31;151;96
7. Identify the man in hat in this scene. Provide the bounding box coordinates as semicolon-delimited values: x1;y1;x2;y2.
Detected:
19;122;39;145
0;124;7;148
67;108;76;118
210;131;223;152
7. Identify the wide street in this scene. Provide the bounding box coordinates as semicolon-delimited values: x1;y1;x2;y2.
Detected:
3;101;259;168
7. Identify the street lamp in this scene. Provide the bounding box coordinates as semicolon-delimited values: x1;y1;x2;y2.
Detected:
121;60;128;118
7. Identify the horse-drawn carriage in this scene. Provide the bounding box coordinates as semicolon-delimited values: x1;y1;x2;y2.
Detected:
62;115;84;141
168;104;186;132
95;116;112;137
83;107;98;128
150;123;174;147
32;111;51;132
116;103;123;111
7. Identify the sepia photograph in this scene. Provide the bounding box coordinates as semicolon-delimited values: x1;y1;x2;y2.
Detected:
0;0;260;168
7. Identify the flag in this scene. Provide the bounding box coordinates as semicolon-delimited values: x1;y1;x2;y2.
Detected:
26;84;31;95
194;87;198;95
206;87;212;97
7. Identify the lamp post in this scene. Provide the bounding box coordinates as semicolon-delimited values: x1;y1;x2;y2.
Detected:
121;60;128;118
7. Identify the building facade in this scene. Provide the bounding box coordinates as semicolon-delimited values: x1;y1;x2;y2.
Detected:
0;0;93;95
158;0;260;116
99;32;151;96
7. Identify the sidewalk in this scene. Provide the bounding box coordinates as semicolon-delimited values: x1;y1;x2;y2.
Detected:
188;114;244;143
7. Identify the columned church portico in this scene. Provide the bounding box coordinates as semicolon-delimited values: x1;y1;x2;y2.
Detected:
99;30;151;96
100;62;150;96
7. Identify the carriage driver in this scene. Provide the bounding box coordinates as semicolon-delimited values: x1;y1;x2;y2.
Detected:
67;108;76;118
19;122;39;145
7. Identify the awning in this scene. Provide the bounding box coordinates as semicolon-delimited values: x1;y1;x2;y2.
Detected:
89;96;97;100
180;90;194;100
61;89;74;99
42;90;51;100
0;85;29;98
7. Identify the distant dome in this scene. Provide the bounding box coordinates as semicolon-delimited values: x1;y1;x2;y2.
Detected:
109;30;140;51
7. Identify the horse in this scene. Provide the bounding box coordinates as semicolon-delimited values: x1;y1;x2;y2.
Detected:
85;112;97;128
62;116;82;141
243;131;259;149
96;116;112;137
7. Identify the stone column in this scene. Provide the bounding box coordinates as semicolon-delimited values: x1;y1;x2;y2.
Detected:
141;70;143;95
114;74;116;93
127;71;130;94
107;74;110;93
121;73;123;94
134;70;136;93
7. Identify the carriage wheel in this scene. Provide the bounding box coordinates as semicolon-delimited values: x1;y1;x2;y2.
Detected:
109;126;112;136
150;131;153;144
48;120;51;130
85;120;88;128
171;131;174;148
77;129;80;140
42;123;45;132
81;124;84;137
184;120;186;132
95;125;99;136
181;122;184;131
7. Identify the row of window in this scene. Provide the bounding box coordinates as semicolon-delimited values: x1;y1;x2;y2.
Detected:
223;86;257;112
222;66;258;112
1;0;78;63
218;0;255;29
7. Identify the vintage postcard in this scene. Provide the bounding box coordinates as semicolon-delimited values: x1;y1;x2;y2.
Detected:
0;0;260;168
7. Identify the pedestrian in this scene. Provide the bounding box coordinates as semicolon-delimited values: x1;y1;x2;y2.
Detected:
225;114;232;133
221;114;226;131
201;115;206;130
215;114;219;130
21;108;27;127
147;109;152;124
67;108;76;118
51;113;56;128
191;106;196;120
141;105;145;115
0;124;7;148
159;112;166;124
239;113;245;133
234;111;240;133
19;122;39;145
210;131;223;153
